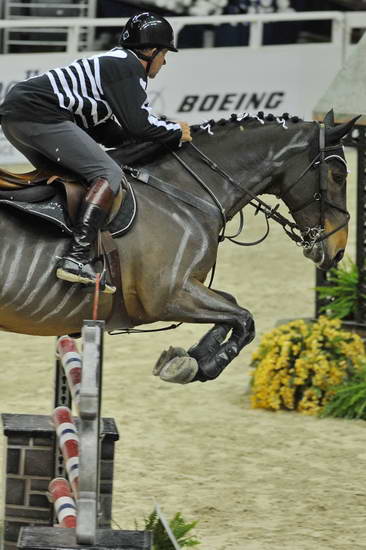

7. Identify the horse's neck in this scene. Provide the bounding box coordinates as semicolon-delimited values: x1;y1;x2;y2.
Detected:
189;124;285;217
138;122;313;226
194;122;314;218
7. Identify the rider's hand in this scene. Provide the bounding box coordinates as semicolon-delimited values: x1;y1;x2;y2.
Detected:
178;121;192;142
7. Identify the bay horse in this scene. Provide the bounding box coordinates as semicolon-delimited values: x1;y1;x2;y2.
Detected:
0;110;356;383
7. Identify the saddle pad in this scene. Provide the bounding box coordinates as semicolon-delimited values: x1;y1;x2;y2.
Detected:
0;180;137;238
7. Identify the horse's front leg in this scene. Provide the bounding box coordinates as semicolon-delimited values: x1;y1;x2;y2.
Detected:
186;290;238;364
153;282;255;384
187;289;252;381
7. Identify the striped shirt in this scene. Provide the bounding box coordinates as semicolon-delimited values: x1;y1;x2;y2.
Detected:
0;48;182;145
46;49;124;129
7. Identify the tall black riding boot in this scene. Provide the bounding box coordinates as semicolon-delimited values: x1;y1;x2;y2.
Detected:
56;177;116;294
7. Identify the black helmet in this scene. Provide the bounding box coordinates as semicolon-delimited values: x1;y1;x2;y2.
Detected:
120;12;178;52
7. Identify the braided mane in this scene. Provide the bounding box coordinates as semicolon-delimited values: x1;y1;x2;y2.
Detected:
191;111;303;134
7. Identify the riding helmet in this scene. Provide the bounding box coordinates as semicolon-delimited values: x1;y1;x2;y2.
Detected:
119;12;178;52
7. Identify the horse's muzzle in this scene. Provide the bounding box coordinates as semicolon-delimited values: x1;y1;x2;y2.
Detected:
303;242;324;265
303;242;345;271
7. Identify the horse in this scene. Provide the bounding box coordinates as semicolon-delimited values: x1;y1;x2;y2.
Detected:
0;109;356;383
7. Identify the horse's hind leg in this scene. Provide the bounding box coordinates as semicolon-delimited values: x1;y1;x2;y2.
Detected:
154;282;255;384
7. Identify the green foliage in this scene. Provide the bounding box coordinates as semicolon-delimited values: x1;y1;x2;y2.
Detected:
321;364;366;420
316;257;364;319
138;510;201;550
314;257;366;420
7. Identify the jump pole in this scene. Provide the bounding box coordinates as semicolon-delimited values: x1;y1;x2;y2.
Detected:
16;319;152;550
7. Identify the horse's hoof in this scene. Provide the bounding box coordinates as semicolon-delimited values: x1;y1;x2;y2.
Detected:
159;356;199;384
153;346;188;376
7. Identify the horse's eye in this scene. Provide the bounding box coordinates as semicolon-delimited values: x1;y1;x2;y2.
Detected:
332;172;346;185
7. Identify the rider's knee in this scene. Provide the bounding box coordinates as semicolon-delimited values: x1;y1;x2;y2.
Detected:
92;165;123;196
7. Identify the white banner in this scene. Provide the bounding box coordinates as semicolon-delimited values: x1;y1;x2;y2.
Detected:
150;43;342;123
0;43;343;164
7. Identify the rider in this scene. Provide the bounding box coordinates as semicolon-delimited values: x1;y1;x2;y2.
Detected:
0;12;192;294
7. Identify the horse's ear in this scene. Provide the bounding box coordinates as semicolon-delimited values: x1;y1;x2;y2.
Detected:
323;109;335;128
326;115;361;143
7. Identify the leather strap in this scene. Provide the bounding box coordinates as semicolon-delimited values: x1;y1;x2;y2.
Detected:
62;181;86;224
101;231;128;331
129;169;218;216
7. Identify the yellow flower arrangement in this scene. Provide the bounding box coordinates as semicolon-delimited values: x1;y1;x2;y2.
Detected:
250;316;365;415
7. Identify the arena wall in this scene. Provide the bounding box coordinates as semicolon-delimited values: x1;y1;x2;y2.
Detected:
0;11;365;164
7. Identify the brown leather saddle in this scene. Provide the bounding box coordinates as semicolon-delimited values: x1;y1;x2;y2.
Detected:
0;167;136;328
0;167;136;236
0;167;120;225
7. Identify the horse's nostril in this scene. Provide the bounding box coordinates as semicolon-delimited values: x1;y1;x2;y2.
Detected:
335;249;345;263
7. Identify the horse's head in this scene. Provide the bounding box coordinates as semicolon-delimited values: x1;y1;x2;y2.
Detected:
274;110;358;270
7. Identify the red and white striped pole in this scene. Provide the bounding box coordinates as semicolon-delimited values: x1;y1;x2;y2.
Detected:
53;406;79;498
57;335;82;413
48;478;77;528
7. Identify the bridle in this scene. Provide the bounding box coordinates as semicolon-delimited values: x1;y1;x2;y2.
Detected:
276;123;349;248
110;123;350;336
170;123;350;250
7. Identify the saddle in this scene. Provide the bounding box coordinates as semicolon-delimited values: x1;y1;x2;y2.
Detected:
0;166;139;329
0;167;137;237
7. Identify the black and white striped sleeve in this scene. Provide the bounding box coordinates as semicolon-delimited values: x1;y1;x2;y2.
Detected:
99;57;182;146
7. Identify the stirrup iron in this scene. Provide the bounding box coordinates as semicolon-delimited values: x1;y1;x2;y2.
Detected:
56;256;116;295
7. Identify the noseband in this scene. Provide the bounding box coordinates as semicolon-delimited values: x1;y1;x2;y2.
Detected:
170;123;350;249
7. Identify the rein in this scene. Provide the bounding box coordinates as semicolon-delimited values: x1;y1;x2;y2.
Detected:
170;124;349;249
109;123;350;337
